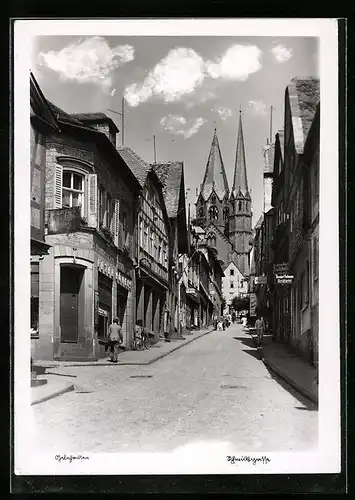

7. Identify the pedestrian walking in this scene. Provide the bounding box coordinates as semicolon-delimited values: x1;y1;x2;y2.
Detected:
217;318;223;331
231;311;236;323
255;316;265;347
213;313;218;330
241;315;248;328
108;318;123;363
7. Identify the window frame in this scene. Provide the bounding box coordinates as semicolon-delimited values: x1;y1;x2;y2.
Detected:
62;170;85;216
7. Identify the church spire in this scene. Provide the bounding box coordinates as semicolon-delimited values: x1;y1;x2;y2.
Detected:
200;128;229;200
231;110;249;198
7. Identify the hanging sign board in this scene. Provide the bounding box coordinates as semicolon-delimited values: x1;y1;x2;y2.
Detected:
249;292;257;316
273;263;289;274
275;274;294;284
255;276;267;285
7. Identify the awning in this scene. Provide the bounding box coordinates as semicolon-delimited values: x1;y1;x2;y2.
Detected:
186;289;200;304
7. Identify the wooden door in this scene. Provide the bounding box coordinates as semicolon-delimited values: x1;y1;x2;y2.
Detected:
60;266;82;343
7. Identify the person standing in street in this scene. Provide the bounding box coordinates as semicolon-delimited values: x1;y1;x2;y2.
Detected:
108;318;123;363
255;316;265;347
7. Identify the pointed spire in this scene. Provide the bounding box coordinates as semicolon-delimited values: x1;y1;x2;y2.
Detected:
231;110;249;198
200;128;229;200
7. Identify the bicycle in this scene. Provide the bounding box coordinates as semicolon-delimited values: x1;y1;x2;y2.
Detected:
132;331;150;350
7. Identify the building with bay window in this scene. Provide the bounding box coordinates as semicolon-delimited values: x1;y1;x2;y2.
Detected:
31;85;141;361
117;147;171;341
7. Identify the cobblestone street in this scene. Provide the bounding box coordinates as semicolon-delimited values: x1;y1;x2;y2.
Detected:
30;324;318;454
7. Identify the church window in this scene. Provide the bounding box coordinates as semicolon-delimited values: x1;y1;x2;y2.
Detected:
223;206;229;220
211;194;216;204
209;205;218;220
198;207;204;218
238;201;242;211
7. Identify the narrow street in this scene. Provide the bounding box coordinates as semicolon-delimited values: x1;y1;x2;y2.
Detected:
30;324;318;454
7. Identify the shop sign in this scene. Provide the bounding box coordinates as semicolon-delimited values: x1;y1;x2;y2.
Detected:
98;307;109;316
249;292;257;316
273;263;289;274
275;274;294;284
255;276;267;285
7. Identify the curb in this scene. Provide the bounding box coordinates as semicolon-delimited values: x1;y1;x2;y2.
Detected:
262;358;318;405
248;333;318;405
40;328;215;368
31;382;75;406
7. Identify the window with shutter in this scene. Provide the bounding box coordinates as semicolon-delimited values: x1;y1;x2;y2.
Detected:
87;174;97;228
114;199;120;247
54;165;63;208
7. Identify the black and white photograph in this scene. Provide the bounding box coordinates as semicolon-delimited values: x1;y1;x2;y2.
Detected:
13;19;340;477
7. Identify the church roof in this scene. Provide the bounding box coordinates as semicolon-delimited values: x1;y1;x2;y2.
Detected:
231;111;249;198
200;129;229;201
286;77;320;155
152;161;183;218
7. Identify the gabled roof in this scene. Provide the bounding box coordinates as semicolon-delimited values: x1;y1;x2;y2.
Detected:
152;161;184;218
286;77;320;155
223;260;247;279
117;147;151;188
30;72;59;131
200;129;229;200
205;221;232;248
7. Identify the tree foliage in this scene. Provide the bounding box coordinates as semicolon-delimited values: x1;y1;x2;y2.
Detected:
230;295;249;312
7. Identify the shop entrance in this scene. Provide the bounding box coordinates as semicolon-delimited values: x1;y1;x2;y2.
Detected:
60;266;84;343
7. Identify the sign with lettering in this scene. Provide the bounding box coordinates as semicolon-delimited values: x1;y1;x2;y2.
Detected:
273;263;289;273
275;274;294;284
255;276;267;285
249;292;257;316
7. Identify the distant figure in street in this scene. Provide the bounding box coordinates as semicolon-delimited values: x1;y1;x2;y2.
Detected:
217;318;223;331
241;315;248;328
231;311;236;324
213;314;218;330
255;316;265;347
108;318;123;363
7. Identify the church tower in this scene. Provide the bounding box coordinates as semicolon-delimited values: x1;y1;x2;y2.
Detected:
195;129;230;236
228;111;252;276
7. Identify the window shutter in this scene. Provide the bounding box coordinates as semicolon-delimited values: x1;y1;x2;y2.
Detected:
114;199;120;247
54;165;63;208
87;174;98;228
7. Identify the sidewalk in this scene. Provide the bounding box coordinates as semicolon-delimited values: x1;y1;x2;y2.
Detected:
32;327;214;405
248;329;318;404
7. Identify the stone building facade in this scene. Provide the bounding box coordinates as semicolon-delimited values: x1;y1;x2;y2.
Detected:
32;96;140;361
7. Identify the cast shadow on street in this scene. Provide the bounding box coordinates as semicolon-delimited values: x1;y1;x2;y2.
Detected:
265;367;318;411
241;349;262;360
233;336;256;349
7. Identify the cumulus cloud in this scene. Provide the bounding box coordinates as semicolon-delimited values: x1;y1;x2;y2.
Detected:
271;44;292;63
205;44;262;81
125;44;262;107
160;114;206;138
37;37;135;92
125;48;205;107
248;100;268;116
213;106;232;120
185;91;216;109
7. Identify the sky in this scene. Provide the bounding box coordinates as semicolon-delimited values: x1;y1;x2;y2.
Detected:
32;35;319;225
